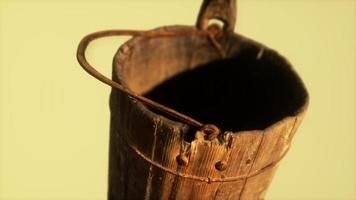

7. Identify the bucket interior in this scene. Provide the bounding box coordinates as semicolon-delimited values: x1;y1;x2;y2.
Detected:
116;27;308;132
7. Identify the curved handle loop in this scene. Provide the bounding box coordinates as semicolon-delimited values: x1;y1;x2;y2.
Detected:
76;29;223;135
196;0;237;32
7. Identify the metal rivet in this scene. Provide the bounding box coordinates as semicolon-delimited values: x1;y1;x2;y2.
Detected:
215;161;227;171
176;154;189;166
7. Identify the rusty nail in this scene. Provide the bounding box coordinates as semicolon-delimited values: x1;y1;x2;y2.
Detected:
176;154;189;166
246;159;252;165
215;161;227;171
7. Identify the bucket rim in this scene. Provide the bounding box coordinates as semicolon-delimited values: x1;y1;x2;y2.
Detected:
113;25;309;136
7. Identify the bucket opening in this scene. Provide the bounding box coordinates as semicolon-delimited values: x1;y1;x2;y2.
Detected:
144;48;308;132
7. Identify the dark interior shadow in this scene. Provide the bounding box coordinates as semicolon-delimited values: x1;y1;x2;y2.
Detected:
144;48;307;132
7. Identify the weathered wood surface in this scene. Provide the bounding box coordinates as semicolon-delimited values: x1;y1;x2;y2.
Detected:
108;24;309;200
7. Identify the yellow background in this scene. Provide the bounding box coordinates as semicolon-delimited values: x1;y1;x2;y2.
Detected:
0;0;355;199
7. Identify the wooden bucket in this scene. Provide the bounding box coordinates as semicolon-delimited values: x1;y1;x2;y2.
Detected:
77;0;309;199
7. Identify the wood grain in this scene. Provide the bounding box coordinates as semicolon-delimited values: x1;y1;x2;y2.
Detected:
107;25;308;199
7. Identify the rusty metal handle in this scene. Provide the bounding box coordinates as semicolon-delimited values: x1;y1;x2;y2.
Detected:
76;29;223;138
196;0;237;32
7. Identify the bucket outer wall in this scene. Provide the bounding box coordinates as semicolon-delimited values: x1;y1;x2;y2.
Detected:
108;25;308;200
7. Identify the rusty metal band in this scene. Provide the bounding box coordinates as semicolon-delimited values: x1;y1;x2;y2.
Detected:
123;118;298;183
126;137;291;183
77;27;225;134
